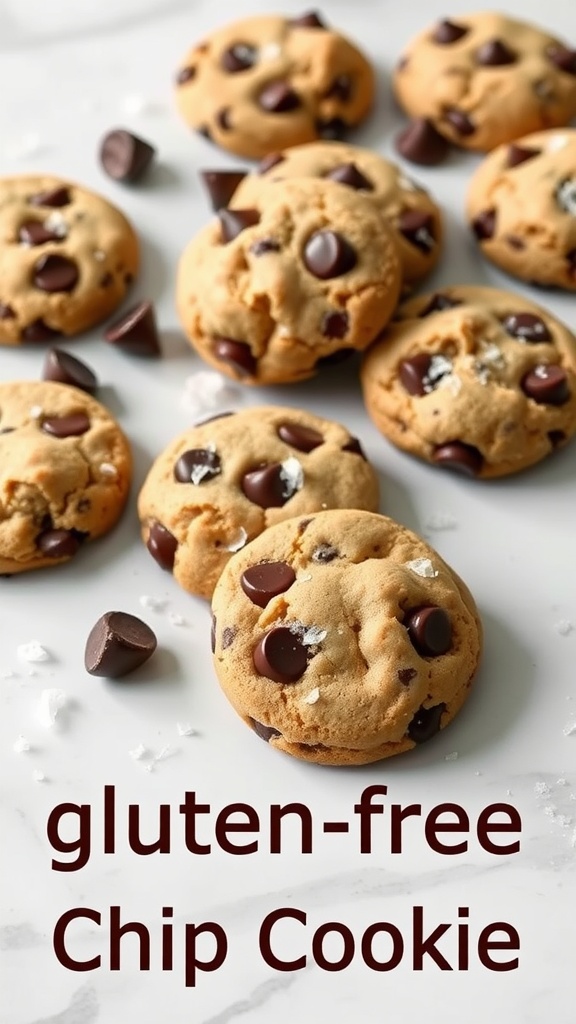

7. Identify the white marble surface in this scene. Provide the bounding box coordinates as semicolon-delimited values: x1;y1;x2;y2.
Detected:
0;0;575;1021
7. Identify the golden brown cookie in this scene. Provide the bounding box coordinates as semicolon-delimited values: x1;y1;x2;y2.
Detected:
0;381;132;573
360;285;576;479
138;406;379;600
211;509;483;766
0;175;139;346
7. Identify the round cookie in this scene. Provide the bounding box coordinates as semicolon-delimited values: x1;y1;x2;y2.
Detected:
393;13;576;152
211;509;482;766
360;285;576;479
138;406;379;600
0;381;132;573
0;175;139;346
467;128;576;290
228;140;442;292
174;12;374;160
176;177;402;385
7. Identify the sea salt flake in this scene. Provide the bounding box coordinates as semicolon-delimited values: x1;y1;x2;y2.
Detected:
444;751;459;761
44;211;68;238
277;324;292;338
93;249;106;262
37;688;67;729
302;626;327;646
191;461;220;485
557;778;569;787
423;354;452;392
29;405;43;420
406;557;438;578
479;342;505;368
303;688;320;706
543;804;557;817
100;462;117;478
296;573;313;584
181;371;240;416
279;457;303;498
556;178;576;216
168;612;187;627
225;527;247;553
259;42;282;61
18;641;50;663
425;511;457;532
556;814;572;828
535;781;551;796
436;372;462;396
176;722;196;737
129;744;148;761
554;619;574;636
563;721;576;737
13;735;31;754
139;595;168;612
32;769;46;783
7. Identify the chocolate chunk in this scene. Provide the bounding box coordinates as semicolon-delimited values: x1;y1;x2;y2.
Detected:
399;353;433;396
395;118;450;166
37;528;83;559
433;441;483;476
258;152;285;174
289;11;326;28
251;719;282;742
221;42;257;73
321;310;349;338
502;312;551;343
419;293;462;317
85;611;157;678
326;74;352;102
29;186;71;208
547;45;576;75
42;348;97;393
104;301;161;356
253;626;308;683
241;561;296;607
444;108;475;136
33;254;78;293
407;703;446;743
303;230;356;279
147;521;177;571
218;208;260;242
398;667;417;685
471;209;496;240
222;626;237;649
432;19;468;44
507;144;541;168
21;319;61;342
568;249;576;278
99;129;156;183
210;614;217;653
548;430;566;447
398;210;435;252
216;107;232;131
174;448;221;484
213;337;256;377
19;221;63;246
312;543;339;563
176;66;196;85
250;238;281;255
242;463;288;508
0;303;15;319
200;170;247;210
342;436;366;459
41;413;90;438
522;365;569;405
405;606;452;656
476;38;516;66
259;81;300;113
316;118;347;140
326;162;372;190
277;422;323;452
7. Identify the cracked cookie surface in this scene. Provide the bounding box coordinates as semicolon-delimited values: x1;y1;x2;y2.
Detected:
211;509;482;765
361;285;576;478
0;381;132;573
137;406;379;600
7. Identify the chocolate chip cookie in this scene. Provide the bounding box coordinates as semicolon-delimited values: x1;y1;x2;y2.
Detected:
0;176;139;346
227;140;442;291
467;128;576;290
138;406;378;600
394;13;576;152
0;381;132;573
361;285;576;478
176;177;402;385
211;509;482;765
174;12;374;159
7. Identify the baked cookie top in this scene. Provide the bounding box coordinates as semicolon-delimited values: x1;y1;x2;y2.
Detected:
467;128;576;290
0;380;132;573
138;405;379;600
211;509;482;766
393;12;576;151
0;176;139;346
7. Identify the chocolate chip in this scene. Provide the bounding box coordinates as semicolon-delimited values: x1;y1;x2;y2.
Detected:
395;118;450;166
250;238;280;255
221;42;257;73
29;186;71;208
476;38;516;66
522;365;570;405
405;606;452;656
432;19;468;44
289;11;326;28
342;436;366;459
433;441;483;476
210;614;217;653
303;230;356;279
399;353;433;396
99;129;156;183
325;74;352;102
259;81;300;113
241;561;296;607
37;528;83;559
40;413;90;438
33;254;78;293
174;448;221;484
507;144;541;168
216;107;232;131
326;162;372;190
419;293;462;317
0;303;15;319
312;544;339;563
0;427;15;435
502;312;551;343
444;108;475;136
568;249;576;278
19;220;63;246
222;626;237;649
213;337;256;377
200;170;247;210
316;117;347;140
218;208;260;242
258;152;285;174
85;611;157;678
547;45;576;75
398;210;435;252
147;521;177;571
471;209;496;240
321;311;349;338
278;422;323;452
242;464;287;508
407;703;446;743
548;430;566;447
104;301;161;356
176;66;196;84
253;626;308;683
42;348;97;394
21;319;61;343
398;667;417;685
251;719;281;742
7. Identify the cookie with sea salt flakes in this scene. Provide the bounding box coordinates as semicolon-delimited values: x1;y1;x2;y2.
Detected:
137;406;378;600
211;509;482;766
360;285;576;479
0;381;131;574
174;12;374;160
176;177;401;386
0;175;139;346
467;128;576;291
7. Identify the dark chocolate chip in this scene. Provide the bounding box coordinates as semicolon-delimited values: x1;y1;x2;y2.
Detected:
507;144;541;168
316;117;347;140
405;606;452;656
42;348;97;393
222;626;237;649
213;337;256;377
321;310;349;338
548;430;566;447
37;528;83;559
433;441;483;476
241;561;296;607
418;293;462;317
218;208;260;242
399;353;433;396
174;448;221;484
258;152;285;174
147;521;177;571
41;413;90;438
407;702;446;743
33;254;78;293
325;74;352;102
522;365;569;405
502;312;551;343
242;463;288;508
21;319;61;343
312;544;339;563
289;11;326;28
84;611;157;678
251;719;282;742
398;667;417;685
476;38;516;66
326;162;372;190
0;303;15;319
471;209;496;240
342;436;366;459
250;238;280;255
99;129;156;183
432;19;468;44
221;42;257;73
259;81;300;113
253;626;308;683
216;107;232;131
176;66;196;84
277;421;323;452
210;614;217;653
104;301;161;356
568;249;576;278
444;108;475;136
547;45;576;75
29;186;71;208
303;230;356;279
398;210;435;252
395;118;450;166
19;220;63;246
200;170;247;210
